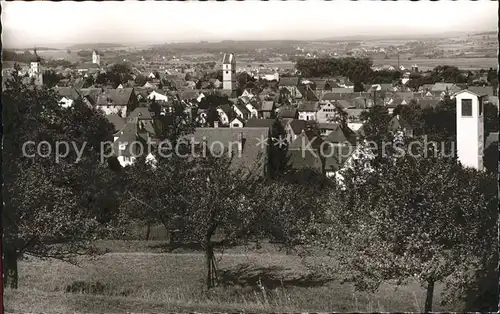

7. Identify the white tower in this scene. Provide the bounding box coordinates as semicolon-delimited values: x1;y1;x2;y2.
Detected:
455;90;485;170
92;50;101;66
222;53;236;91
30;48;43;86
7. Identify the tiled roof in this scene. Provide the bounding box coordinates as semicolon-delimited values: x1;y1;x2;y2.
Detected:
96;88;134;106
277;107;298;119
106;114;126;132
186;127;270;173
56;87;81;100
324;145;356;172
467;86;493;97
431;83;458;92
245;119;275;128
261;101;274;111
324;125;357;145
128;107;152;120
298;101;319;112
288;119;307;135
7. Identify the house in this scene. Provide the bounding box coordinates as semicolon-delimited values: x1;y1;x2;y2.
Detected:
147;90;169;103
284;119;309;144
298;85;320;102
244;101;259;119
112;122;139;167
325;144;374;179
298;101;319;121
185;127;271;175
233;103;251;120
106;114;126;139
322;124;357;145
388;114;414;137
287;129;325;174
96;88;137;117
316;101;339;123
56;87;81;108
209;78;222;89
259;101;275;119
431;83;461;94
217;104;232;126
230;117;244;128
277;107;298;119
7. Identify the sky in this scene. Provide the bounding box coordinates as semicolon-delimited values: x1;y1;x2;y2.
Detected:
2;1;497;48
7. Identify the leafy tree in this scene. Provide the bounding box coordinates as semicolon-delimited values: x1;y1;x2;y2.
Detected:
134;74;147;87
313;151;496;312
107;62;133;88
2;66;117;288
95;72;108;86
42;70;61;88
267;117;290;179
483;101;499;137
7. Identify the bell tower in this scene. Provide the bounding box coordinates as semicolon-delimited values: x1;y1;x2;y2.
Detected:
222;53;236;91
30;48;43;86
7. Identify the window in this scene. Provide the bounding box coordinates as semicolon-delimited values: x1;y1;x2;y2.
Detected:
461;99;472;117
226;71;229;74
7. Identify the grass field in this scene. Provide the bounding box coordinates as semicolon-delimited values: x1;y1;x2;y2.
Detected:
4;240;461;313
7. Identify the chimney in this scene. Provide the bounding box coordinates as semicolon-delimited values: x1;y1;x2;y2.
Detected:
214;121;219;128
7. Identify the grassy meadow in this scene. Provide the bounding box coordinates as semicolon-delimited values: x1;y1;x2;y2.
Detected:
4;235;462;313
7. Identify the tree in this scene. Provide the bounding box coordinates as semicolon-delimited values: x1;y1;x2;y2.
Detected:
42;70;61;88
312;151;496;311
107;62;133;88
483;101;499;137
2;66;118;288
134;74;147;87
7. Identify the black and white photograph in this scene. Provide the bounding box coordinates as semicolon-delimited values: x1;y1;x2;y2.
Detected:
1;0;499;312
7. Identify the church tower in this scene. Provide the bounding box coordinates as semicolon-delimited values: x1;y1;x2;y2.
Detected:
30;48;43;86
222;53;236;91
455;90;485;170
92;50;101;66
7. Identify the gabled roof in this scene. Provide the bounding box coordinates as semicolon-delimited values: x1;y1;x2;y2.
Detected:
454;88;489;98
277;107;298;119
128;107;152;120
96;88;134;106
288;119;307;135
234;103;250;115
186;127;270;173
321;92;349;101
431;83;458;92
245;119;275;128
324;145;356;172
289;129;324;151
324;125;357;145
261;101;275;111
106;114;126;133
468;86;493;97
56;87;81;100
298;101;319;112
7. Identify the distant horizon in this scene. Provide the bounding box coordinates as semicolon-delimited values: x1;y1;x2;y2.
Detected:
2;1;496;48
4;30;497;50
